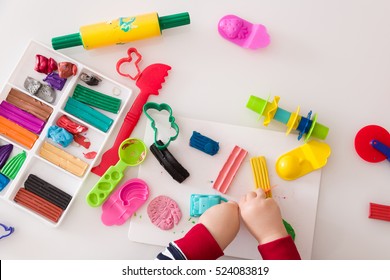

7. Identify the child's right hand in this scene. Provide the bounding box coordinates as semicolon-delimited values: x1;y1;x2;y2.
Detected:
239;189;288;245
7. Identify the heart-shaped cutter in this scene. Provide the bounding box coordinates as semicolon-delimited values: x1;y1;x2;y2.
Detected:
116;47;142;81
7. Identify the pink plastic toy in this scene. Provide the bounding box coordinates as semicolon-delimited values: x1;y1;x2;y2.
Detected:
101;178;149;226
218;14;270;49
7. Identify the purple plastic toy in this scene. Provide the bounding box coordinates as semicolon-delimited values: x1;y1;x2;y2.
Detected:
218;14;270;49
101;178;149;226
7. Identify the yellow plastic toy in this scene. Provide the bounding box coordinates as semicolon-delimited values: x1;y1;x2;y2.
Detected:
276;140;331;180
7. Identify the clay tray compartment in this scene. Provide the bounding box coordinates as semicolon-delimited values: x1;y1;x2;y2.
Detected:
0;41;133;226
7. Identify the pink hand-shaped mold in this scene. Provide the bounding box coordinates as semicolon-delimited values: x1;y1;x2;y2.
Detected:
101;178;149;226
218;14;270;49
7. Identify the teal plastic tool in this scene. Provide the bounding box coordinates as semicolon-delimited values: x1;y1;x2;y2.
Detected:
86;138;147;207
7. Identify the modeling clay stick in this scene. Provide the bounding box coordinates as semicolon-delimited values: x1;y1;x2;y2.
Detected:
52;12;190;50
213;145;248;194
6;88;53;121
0;101;45;134
1;150;26;179
0;116;38;149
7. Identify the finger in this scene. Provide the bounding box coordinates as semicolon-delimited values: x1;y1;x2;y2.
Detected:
255;188;266;199
246;191;257;200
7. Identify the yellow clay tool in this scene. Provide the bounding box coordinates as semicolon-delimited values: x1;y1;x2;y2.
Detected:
276;140;331;180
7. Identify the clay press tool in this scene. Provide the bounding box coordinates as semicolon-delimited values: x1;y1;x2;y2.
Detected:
86;138;147;207
355;125;390;163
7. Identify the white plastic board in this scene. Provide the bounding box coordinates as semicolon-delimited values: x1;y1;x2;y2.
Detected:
129;116;321;259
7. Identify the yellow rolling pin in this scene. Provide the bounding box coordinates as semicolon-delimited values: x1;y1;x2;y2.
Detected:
52;12;190;50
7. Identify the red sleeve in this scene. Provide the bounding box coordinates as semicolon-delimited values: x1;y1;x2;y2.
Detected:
174;223;224;260
258;236;301;260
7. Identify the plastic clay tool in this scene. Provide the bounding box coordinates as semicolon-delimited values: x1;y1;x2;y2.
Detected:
72;84;122;114
246;95;329;142
1;150;26;180
0;223;15;240
150;140;190;183
0;101;45;134
213;145;247;194
0;115;39;149
14;188;63;223
101;178;149;226
0;143;13;169
64;97;113;132
147;195;182;230
369;202;390;222
39;141;88;177
92;58;171;176
218;14;270;49
143;102;179;150
24;174;72;210
354;125;390;163
6;88;53;121
276;140;331;181
86;138;147;207
250;156;272;198
52;12;190;50
190;194;228;217
189;131;219;156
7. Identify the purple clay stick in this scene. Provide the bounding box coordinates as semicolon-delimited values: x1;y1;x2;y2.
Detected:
0;101;45;134
0;143;13;169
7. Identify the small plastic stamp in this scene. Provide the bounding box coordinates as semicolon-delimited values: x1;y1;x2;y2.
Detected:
189;131;219;156
190;194;228;217
43;72;67;91
0;223;15;239
47;125;74;147
218;15;270;49
58;62;78;78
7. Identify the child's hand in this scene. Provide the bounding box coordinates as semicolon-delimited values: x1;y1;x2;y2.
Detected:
199;201;240;250
239;189;287;245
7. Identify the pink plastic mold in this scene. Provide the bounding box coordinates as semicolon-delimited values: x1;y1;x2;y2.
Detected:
218;14;270;49
101;178;149;226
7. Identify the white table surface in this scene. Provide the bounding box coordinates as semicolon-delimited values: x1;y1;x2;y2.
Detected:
1;0;390;260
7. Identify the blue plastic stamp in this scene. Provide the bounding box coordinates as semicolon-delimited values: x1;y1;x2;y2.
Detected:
189;131;219;155
190;194;228;217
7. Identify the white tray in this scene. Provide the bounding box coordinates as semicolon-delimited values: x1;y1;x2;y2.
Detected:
0;41;133;227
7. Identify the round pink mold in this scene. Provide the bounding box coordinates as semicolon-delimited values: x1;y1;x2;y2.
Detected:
101;178;149;226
